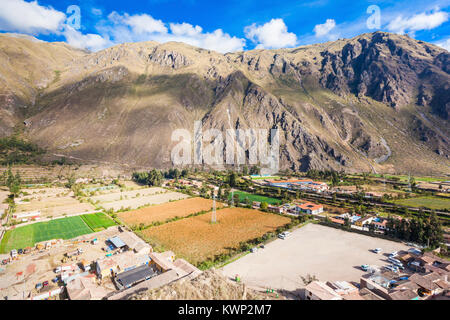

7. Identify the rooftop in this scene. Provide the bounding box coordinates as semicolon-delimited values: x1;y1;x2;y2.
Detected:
305;281;342;300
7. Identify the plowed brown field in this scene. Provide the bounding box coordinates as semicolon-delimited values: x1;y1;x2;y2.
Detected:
141;208;291;265
118;197;222;226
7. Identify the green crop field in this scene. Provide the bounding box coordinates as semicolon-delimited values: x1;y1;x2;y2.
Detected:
391;196;450;210
81;212;116;232
250;176;280;180
0;216;93;253
229;191;281;205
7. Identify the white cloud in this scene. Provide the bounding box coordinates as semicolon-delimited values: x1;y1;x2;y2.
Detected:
97;13;245;53
0;0;65;34
91;8;103;16
387;10;449;34
0;3;245;53
435;37;450;51
63;26;111;52
244;18;298;49
313;19;336;37
170;23;203;37
124;13;168;34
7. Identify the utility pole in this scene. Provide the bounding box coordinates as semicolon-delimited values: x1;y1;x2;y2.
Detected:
231;191;234;207
212;194;216;224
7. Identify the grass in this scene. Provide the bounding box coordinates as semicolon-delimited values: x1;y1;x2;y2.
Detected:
229;191;281;205
0;216;93;253
250;176;280;180
391;196;450;210
81;212;117;232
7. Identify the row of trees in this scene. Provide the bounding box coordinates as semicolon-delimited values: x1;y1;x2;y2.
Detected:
385;211;444;248
132;168;193;186
1;167;22;198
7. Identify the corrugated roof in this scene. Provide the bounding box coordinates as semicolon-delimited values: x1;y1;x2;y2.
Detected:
116;264;156;288
108;236;126;248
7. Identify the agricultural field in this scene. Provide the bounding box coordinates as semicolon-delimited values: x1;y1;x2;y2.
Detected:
142;208;291;265
89;187;167;203
99;191;189;211
250;176;280;180
81;212;117;232
15;196;95;218
118;197;221;226
229;191;281;205
391;196;450;210
0;216;94;253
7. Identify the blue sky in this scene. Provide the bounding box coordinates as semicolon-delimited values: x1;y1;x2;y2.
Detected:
0;0;449;52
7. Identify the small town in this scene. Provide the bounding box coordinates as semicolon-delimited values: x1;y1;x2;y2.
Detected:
0;167;449;301
0;0;449;315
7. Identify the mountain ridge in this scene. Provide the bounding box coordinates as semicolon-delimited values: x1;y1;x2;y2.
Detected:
0;31;448;175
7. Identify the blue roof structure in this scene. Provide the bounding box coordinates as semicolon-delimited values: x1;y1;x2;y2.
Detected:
108;236;126;249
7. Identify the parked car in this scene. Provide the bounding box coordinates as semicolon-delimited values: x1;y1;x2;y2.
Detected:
389;251;398;258
18;249;23;255
388;257;402;266
43;281;49;287
373;248;382;254
361;264;369;271
384;265;399;273
35;283;43;290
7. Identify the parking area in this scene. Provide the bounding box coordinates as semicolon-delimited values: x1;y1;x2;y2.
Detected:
221;223;409;293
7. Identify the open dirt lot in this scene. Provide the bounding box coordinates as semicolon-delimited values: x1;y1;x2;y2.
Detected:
100;191;189;211
221;223;409;293
90;187;167;203
118;197;222;226
142;208;291;265
15;196;95;218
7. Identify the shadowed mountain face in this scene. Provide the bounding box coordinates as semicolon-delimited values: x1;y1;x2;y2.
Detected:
0;32;448;175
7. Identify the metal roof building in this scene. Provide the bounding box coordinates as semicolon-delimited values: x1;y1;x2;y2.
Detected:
115;264;156;290
108;236;126;249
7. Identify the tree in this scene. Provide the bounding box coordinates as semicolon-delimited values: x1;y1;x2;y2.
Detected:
6;167;21;197
301;274;318;286
242;165;249;176
249;165;261;175
260;201;268;211
228;172;237;187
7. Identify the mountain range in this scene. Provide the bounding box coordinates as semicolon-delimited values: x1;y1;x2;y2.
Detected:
0;31;448;175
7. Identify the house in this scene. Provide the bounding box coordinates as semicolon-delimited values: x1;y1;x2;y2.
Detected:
12;210;41;220
371;218;388;231
149;251;176;273
96;251;150;279
267;205;284;214
66;275;109;300
304;281;343;300
355;216;374;227
117;231;152;255
114;264;157;290
330;217;345;225
297;203;324;215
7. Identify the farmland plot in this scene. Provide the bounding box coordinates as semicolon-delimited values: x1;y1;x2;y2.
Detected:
100;192;189;211
142;208;291;265
118;197;222;226
15;196;95;218
89;187;167;203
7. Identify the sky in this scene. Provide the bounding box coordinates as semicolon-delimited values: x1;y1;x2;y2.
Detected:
0;0;449;53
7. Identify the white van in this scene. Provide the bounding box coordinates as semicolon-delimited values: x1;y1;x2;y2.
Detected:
388;257;403;266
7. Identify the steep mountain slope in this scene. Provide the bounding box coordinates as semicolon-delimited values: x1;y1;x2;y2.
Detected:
0;32;448;175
